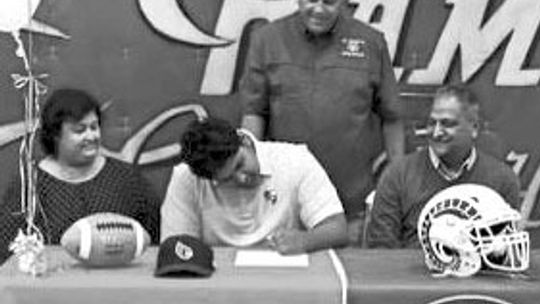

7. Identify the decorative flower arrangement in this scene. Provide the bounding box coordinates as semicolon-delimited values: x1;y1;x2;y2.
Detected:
9;229;47;276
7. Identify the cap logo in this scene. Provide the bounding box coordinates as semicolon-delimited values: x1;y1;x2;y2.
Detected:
174;241;194;261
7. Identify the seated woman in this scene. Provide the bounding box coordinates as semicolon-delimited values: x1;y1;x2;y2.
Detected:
0;88;160;265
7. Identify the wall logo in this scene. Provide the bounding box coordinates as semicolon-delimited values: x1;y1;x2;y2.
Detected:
138;0;230;46
1;0;539;224
136;0;540;224
426;294;515;304
139;0;540;94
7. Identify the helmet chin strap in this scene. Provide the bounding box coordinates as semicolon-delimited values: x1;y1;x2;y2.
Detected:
428;244;481;278
453;250;482;277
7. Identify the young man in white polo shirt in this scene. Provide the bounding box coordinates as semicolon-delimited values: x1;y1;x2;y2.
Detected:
161;118;347;254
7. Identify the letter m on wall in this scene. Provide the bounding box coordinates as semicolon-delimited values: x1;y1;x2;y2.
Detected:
409;0;540;86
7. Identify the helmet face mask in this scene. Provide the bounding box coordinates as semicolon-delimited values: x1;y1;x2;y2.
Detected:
418;184;529;278
473;220;529;273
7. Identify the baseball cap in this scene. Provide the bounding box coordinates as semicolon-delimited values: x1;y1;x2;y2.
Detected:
155;234;215;277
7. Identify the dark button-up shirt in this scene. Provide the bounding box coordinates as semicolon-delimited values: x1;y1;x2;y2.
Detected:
241;12;400;216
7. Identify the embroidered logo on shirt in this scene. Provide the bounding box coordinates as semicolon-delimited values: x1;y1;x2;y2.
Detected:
264;189;278;205
340;38;365;58
175;241;194;261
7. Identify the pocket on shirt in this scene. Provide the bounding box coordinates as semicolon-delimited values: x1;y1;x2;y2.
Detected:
269;62;313;98
324;58;371;89
320;60;373;114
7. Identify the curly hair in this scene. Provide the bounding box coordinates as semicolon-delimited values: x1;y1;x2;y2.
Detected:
39;88;101;156
180;117;241;179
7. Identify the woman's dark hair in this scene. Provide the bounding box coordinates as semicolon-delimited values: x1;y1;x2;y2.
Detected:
39;88;101;156
180;117;241;179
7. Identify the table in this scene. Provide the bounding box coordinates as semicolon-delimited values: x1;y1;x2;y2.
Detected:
337;249;540;304
0;247;342;304
2;248;539;304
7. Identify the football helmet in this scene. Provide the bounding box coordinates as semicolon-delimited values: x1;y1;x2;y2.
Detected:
417;184;529;277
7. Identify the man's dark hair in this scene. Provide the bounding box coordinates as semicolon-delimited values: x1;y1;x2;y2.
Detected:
434;84;480;122
180;117;242;179
40;88;102;156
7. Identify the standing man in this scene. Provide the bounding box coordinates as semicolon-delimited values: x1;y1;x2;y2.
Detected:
366;85;520;248
240;0;404;228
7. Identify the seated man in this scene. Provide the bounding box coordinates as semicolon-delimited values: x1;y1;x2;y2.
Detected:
161;118;348;254
366;84;520;248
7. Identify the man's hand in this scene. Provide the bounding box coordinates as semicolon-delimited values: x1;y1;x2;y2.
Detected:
267;228;308;255
267;214;348;254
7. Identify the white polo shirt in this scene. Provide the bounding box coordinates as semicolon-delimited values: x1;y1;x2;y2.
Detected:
160;131;344;246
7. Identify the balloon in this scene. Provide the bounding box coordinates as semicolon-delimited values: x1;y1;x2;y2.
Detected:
0;0;41;33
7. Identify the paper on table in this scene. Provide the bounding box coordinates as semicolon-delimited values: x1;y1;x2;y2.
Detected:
234;250;309;267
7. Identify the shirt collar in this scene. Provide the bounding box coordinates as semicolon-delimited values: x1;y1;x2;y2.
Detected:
428;146;477;181
237;129;272;177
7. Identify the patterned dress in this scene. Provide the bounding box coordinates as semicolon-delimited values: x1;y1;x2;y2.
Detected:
0;157;160;265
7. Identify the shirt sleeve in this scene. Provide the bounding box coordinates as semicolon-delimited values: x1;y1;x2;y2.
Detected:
130;169;161;245
366;161;403;248
160;164;201;242
240;27;270;117
373;32;400;122
296;147;344;229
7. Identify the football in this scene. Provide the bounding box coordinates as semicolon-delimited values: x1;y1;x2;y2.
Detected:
60;212;150;267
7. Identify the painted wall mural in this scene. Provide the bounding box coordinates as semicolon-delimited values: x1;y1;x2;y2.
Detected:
0;0;539;241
